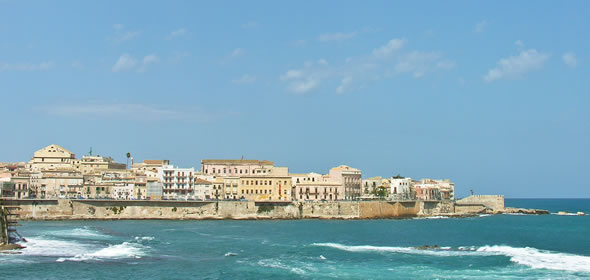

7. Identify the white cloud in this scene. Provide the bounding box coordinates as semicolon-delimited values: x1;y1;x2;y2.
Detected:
143;54;159;65
373;38;406;57
0;61;53;71
280;38;453;94
562;52;578;68
394;51;454;78
231;48;244;57
336;76;352;94
110;24;139;42
71;60;84;70
280;70;303;80
290;39;307;47
475;21;487;33
484;49;550;82
241;21;258;29
289;78;318;93
166;28;186;40
232;74;256;84
318;32;357;42
112;54;137;72
137;54;159;72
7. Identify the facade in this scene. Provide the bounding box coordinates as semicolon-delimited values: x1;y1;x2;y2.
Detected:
35;169;84;199
238;167;291;201
413;179;455;201
112;183;134;200
10;172;31;199
193;178;213;200
28;144;76;171
146;181;163;200
328;165;362;200
201;159;274;177
158;165;195;200
390;176;415;200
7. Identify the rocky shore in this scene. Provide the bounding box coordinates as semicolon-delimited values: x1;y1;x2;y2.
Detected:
494;207;550;215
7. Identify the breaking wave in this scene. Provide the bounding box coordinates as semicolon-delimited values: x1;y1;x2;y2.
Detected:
56;242;147;262
312;243;590;273
20;238;92;257
477;245;590;273
257;259;306;275
45;227;111;239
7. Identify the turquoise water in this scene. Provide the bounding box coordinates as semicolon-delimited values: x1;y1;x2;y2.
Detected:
2;199;590;279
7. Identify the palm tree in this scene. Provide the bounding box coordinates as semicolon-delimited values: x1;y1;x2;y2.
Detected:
126;152;131;169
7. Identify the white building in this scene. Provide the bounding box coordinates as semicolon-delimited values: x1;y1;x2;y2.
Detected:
113;183;135;200
158;165;195;200
390;175;414;200
193;178;213;200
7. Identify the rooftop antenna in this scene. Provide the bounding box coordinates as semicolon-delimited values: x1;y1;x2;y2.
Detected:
89;147;93;156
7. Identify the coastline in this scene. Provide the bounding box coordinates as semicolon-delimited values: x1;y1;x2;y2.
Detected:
2;196;550;221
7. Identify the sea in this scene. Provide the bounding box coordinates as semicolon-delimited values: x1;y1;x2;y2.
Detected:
1;199;589;279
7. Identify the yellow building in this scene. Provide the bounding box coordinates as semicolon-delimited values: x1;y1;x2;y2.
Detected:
238;167;291;201
28;144;76;171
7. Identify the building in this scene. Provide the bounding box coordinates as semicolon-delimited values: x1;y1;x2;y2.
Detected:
146;181;163;200
201;159;274;177
328;165;362;200
238;167;291;201
291;172;342;201
390;175;415;200
10;171;32;199
112;183;135;200
413;179;455;201
28;144;76;171
158;165;195;200
193;178;213;200
34;169;84;199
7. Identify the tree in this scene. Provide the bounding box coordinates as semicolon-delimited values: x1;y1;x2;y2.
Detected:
376;186;387;199
126;152;131;169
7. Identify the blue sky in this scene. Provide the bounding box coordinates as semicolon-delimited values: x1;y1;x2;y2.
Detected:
1;1;588;198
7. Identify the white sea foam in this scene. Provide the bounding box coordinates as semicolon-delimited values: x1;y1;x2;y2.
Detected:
134;236;155;241
20;237;92;257
312;242;590;273
56;242;147;262
551;212;579;216
479;214;492;217
46;227;111;239
311;243;475;257
224;252;238;257
477;245;590;273
257;259;306;275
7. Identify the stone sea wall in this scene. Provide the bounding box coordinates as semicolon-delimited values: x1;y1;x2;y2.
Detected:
2;199;458;220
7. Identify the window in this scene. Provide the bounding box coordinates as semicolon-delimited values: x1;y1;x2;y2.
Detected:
240;170;242;174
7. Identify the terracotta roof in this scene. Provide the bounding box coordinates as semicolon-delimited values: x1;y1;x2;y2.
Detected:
194;178;213;184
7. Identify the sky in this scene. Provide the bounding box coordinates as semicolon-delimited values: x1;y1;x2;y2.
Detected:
1;1;588;198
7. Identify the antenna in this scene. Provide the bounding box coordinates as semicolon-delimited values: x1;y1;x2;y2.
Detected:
89;147;93;156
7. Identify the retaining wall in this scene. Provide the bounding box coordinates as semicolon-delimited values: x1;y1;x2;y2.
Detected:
1;199;458;220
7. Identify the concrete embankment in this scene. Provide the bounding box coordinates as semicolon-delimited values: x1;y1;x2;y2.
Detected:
0;199;457;220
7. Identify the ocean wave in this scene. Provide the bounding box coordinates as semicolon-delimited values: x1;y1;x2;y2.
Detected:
312;243;590;273
477;245;590;273
413;216;449;220
56;242;147;262
45;227;111;239
257;259;306;275
134;236;155;241
19;237;93;257
311;243;475;257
